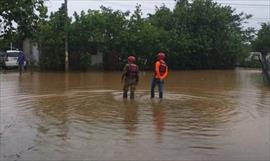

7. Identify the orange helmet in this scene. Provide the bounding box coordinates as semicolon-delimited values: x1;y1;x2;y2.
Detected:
157;52;165;60
128;56;136;63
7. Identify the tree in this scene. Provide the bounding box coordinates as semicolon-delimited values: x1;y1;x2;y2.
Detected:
32;0;253;71
253;23;270;56
252;23;270;83
69;6;130;70
0;0;47;51
0;0;47;38
160;0;252;69
35;4;68;70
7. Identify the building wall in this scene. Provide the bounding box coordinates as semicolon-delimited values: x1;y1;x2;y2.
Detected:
91;51;103;66
23;38;31;60
31;44;39;65
23;39;40;66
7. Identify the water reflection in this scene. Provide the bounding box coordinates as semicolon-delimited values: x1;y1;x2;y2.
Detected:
122;100;138;137
1;70;269;160
256;89;270;117
151;101;165;143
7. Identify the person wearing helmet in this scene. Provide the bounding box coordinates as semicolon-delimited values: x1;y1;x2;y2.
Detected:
151;52;168;99
121;56;139;99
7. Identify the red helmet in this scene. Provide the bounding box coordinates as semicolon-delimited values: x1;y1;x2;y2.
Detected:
157;52;165;60
128;56;136;63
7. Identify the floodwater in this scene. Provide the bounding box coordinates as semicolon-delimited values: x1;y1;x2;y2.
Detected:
0;69;269;161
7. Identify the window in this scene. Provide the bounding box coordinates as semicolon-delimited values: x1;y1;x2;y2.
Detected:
7;52;19;57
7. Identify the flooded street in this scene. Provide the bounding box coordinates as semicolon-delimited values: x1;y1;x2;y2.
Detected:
1;69;270;160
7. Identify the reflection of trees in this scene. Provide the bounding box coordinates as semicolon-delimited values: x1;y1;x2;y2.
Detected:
157;96;238;150
28;72;113;124
31;88;134;142
27;72;114;93
163;94;238;140
33;96;70;140
28;73;74;144
167;70;239;92
233;70;270;117
255;88;270;118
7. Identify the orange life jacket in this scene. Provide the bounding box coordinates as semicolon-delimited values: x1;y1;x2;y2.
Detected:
155;60;168;79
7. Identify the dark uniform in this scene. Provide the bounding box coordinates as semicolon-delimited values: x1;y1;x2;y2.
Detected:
121;63;139;99
17;52;25;75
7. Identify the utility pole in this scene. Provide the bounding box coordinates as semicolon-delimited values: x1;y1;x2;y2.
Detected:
64;0;69;72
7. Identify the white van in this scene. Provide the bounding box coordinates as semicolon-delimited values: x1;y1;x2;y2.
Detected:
4;50;27;68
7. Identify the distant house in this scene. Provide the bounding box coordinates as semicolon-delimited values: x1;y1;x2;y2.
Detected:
245;52;261;62
23;38;103;67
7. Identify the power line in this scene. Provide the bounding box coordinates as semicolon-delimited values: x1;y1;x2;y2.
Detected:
251;17;270;20
47;0;270;6
45;0;270;19
219;3;270;7
47;0;175;1
215;0;268;1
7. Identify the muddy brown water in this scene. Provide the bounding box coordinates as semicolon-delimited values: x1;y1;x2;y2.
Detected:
1;69;269;160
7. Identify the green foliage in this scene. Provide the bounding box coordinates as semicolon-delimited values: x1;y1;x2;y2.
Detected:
0;0;47;53
0;32;18;50
0;0;47;38
34;4;67;70
79;52;92;70
69;6;130;70
150;0;252;69
252;23;270;56
32;0;254;70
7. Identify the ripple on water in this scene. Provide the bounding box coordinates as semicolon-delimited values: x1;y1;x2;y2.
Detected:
1;71;270;160
2;88;242;156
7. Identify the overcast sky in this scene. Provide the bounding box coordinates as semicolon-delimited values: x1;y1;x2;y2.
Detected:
45;0;270;30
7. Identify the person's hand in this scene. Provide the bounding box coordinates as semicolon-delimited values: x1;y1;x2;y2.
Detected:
158;78;164;83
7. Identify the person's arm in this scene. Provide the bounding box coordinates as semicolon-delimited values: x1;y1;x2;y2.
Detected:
155;61;161;79
160;66;168;80
121;64;128;82
136;65;139;84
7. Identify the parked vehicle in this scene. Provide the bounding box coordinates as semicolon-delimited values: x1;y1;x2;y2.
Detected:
4;50;27;69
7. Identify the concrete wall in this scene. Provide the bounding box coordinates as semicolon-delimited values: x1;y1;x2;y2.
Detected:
23;39;40;66
31;44;39;65
91;51;103;66
23;38;31;60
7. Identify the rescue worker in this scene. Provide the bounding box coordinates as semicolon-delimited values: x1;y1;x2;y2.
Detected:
151;52;168;99
121;56;139;99
17;51;25;75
